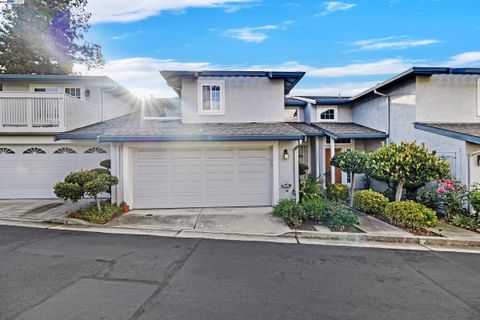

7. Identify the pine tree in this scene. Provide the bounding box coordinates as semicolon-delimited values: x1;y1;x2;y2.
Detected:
0;0;104;74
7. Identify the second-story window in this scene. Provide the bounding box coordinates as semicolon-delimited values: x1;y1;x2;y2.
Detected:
198;80;225;115
65;88;82;99
318;107;338;122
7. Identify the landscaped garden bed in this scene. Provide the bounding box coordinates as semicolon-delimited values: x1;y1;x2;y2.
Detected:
66;201;124;224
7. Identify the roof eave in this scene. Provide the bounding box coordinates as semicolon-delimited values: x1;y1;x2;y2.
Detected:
414;123;480;144
98;134;305;143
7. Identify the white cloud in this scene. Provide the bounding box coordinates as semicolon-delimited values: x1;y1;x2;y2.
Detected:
317;1;357;16
86;0;257;23
111;30;144;40
351;36;440;51
445;52;480;67
291;81;378;97
223;25;278;43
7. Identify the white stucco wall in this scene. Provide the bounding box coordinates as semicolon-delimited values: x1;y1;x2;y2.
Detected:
416;74;480;123
311;105;352;123
181;77;285;123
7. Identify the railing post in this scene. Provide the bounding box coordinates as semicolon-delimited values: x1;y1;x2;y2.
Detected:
59;94;66;130
26;97;33;128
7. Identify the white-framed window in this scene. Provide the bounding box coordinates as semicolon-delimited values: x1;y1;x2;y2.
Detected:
326;137;351;145
317;106;338;122
23;147;46;154
33;87;60;93
65;87;82;99
54;147;77;154
285;107;299;121
198;80;225;115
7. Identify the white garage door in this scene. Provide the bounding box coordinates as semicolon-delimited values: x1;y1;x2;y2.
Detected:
0;145;109;198
133;147;272;208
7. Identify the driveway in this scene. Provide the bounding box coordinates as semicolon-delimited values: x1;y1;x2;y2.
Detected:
106;207;290;235
0;199;92;222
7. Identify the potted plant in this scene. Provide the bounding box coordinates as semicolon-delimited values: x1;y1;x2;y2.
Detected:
119;201;130;213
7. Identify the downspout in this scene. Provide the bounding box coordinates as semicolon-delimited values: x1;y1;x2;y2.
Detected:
374;89;391;145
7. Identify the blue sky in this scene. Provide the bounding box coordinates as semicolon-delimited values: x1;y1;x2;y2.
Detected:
80;0;480;97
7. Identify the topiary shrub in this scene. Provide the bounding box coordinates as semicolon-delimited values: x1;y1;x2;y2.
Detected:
326;203;358;231
384;201;438;229
353;189;389;215
326;184;349;204
273;199;304;227
301;197;329;222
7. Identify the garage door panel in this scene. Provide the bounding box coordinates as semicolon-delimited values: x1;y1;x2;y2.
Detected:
136;150;169;160
238;149;270;159
205;149;235;159
172;149;201;160
172;163;202;174
205;164;235;174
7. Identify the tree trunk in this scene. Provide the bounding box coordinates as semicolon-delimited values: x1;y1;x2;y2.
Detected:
395;180;405;202
349;173;355;207
95;196;101;213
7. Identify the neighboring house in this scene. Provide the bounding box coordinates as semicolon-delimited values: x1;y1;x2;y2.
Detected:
0;74;138;198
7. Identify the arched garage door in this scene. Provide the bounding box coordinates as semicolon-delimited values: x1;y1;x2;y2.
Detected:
0;145;109;198
133;147;273;208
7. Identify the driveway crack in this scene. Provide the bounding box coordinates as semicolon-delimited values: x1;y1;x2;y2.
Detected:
193;208;203;230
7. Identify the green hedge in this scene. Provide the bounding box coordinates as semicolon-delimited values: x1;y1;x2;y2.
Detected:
384;201;438;229
301;197;329;222
273;199;304;227
326;202;358;230
353;189;389;215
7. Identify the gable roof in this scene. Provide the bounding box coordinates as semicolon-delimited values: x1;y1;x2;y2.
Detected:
160;70;305;96
293;96;351;105
313;122;388;139
414;122;480;145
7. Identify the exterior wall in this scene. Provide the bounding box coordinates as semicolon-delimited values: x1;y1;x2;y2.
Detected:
311;105;352;123
103;91;139;121
113;140;297;208
285;106;304;122
467;143;480;187
416;74;480;123
181;77;285;123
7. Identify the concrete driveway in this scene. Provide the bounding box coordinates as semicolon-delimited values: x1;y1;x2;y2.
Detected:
106;207;290;235
0;199;92;222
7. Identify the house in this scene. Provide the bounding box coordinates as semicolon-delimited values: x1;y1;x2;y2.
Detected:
57;71;308;209
0;74;139;198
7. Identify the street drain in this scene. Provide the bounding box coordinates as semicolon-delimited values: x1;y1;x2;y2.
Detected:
144;213;154;217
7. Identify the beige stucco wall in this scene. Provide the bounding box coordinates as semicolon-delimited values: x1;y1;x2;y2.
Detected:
181;77;285;123
416;74;480;123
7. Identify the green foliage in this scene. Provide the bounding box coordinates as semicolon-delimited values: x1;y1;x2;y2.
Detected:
331;150;368;206
437;180;469;219
384;201;438;229
68;202;122;224
299;163;309;176
453;215;479;231
325;203;358;231
273;199;304;227
353;189;389;215
468;186;480;214
54;169;118;213
326;184;349;204
0;0;104;74
366;142;450;201
300;176;323;202
90;168;111;176
301;197;329;222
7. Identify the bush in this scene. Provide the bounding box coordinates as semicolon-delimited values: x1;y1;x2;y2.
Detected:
353;189;389;215
453;215;479;231
300;176;323;202
469;187;480;214
273;199;304;227
326;184;349;204
326;203;358;231
301;197;329;222
68;201;122;224
384;201;438;229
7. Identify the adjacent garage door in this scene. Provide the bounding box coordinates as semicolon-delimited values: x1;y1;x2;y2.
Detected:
0;145;109;198
133;147;272;208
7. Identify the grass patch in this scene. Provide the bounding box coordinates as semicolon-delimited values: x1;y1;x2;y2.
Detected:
67;201;122;224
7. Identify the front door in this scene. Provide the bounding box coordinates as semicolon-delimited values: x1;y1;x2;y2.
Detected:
325;148;342;184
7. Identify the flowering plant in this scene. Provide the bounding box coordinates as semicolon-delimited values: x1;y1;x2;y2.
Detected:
436;180;469;220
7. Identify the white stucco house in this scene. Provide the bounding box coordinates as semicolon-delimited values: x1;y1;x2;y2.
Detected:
2;67;480;209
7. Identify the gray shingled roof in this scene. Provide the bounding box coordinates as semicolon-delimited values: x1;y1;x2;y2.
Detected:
414;122;480;144
313;122;387;139
56;113;305;142
287;122;324;136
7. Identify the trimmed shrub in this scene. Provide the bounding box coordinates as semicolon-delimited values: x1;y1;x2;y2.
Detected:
68;201;122;224
453;215;479;231
326;184;349;204
274;199;304;227
353;189;389;215
326;203;358;230
301;197;329;222
384;201;438;229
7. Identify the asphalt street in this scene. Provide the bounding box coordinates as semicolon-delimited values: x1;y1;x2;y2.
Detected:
0;225;479;320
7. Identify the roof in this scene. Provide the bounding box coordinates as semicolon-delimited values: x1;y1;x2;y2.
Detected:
293;96;351;105
287;122;325;136
414;122;480;145
351;67;480;102
285;98;307;107
0;74;121;88
56;113;305;142
160;70;306;96
313;122;388;139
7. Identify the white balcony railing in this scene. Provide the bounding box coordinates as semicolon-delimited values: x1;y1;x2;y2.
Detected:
0;92;66;132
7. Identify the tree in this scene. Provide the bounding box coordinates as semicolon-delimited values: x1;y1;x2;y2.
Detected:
366;142;450;202
54;169;118;212
331;150;368;207
0;0;104;74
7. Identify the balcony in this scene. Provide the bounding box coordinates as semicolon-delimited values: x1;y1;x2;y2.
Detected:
0;92;99;133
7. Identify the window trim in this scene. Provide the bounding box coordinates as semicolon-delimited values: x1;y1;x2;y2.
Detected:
65;87;82;99
317;106;338;122
197;79;225;115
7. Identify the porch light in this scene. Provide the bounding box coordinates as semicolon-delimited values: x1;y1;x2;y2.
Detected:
283;149;289;160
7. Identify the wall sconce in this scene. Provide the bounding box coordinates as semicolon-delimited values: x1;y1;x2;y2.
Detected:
283;149;289;160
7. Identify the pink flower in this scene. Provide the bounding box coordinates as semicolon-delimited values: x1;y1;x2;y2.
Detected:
438;187;445;193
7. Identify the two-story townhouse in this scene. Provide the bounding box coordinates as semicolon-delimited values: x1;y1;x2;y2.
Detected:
0;74;138;198
57;71;308;209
